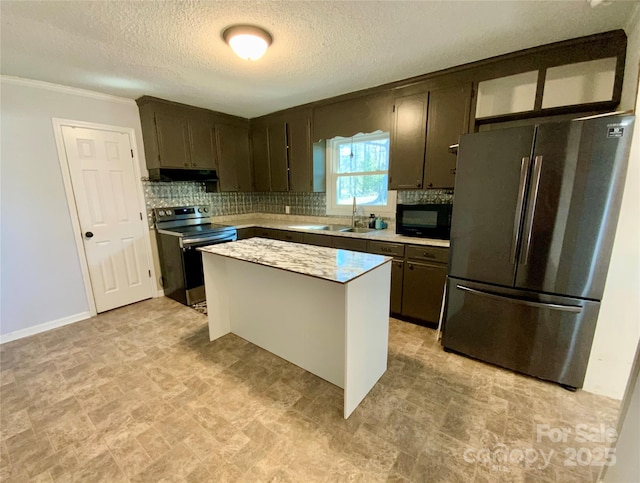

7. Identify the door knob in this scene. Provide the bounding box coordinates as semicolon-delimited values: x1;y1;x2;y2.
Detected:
85;232;94;238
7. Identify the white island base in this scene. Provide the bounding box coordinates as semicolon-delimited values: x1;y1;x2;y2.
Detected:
201;239;391;419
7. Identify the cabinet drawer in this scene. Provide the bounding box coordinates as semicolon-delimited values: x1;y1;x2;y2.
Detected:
333;237;368;252
406;245;449;264
253;227;280;239
236;227;255;240
368;241;405;258
277;231;305;243
303;233;334;247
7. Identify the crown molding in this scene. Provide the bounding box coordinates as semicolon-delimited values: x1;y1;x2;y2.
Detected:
0;76;136;105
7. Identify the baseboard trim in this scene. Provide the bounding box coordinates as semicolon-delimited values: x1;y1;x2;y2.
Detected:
0;311;92;344
155;290;165;298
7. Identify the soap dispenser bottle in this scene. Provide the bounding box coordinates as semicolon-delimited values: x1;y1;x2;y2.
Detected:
368;214;376;228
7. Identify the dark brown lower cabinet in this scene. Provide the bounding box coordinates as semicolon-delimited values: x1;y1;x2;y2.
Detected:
253;227;281;239
236;228;255;240
402;261;447;324
303;233;334;247
274;231;305;243
333;237;368;252
390;260;404;315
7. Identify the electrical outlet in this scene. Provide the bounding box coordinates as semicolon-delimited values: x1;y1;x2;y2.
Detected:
285;206;290;214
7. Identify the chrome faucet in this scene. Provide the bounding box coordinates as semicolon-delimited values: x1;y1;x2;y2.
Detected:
351;197;357;228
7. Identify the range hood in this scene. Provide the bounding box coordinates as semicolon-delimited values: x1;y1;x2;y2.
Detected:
148;168;219;182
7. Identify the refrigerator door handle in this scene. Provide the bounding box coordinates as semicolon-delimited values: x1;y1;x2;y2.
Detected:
510;156;531;264
520;155;543;265
456;284;583;313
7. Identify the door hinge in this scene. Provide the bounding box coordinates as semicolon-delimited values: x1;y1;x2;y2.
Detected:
130;149;134;158
148;270;151;277
140;212;143;220
392;105;396;113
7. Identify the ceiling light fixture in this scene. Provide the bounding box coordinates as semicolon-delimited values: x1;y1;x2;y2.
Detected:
222;25;272;61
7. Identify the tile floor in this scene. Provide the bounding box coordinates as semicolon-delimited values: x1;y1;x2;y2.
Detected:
0;297;620;482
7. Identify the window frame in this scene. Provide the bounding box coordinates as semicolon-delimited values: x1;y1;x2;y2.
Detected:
325;131;397;217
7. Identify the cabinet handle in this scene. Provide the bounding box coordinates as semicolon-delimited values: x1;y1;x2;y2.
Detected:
408;264;414;270
450;169;456;175
416;179;421;187
422;252;436;258
428;182;433;188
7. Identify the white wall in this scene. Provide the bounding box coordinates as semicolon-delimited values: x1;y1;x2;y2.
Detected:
602;341;640;482
0;77;149;339
583;10;640;399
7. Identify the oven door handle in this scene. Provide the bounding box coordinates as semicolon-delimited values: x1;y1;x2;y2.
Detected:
181;234;237;249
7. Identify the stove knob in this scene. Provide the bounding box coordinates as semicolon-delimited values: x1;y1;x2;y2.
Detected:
159;210;166;216
203;207;209;213
198;208;203;213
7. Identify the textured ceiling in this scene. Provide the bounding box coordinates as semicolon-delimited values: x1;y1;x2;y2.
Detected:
0;1;636;118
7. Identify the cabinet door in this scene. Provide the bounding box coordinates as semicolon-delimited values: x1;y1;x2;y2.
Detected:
333;237;368;252
424;84;472;188
402;261;447;324
251;122;271;191
303;233;334;247
215;123;252;192
155;111;191;168
288;110;313;192
236;227;255;240
274;230;305;243
268;118;289;191
189;119;217;169
389;93;428;190
391;260;404;315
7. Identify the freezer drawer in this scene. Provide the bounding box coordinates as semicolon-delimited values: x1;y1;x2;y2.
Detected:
442;277;600;388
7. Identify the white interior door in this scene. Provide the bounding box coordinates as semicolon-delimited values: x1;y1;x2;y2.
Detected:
62;126;152;313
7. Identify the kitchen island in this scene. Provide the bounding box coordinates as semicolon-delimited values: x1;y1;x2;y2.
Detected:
199;237;392;418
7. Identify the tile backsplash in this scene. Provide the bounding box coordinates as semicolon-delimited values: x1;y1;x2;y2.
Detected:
397;189;453;204
143;181;452;226
143;181;326;225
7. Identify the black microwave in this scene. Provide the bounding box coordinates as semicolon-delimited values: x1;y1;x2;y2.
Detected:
396;203;453;239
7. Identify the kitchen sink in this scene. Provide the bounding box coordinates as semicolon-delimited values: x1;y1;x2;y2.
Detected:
287;224;330;230
288;224;378;233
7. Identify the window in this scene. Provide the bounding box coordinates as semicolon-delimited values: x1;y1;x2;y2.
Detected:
326;131;396;216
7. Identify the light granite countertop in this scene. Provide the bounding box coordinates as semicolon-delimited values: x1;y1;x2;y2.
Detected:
198;237;392;284
207;214;450;248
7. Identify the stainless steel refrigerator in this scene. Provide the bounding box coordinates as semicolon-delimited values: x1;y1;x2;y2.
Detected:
442;113;635;389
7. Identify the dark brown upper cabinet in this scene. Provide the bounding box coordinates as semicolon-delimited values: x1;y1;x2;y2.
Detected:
153;111;193;169
138;100;218;171
389;83;472;190
188;114;218;170
250;108;324;192
250;118;271;192
215;122;252;192
137;96;252;191
424;83;472;189
312;91;392;141
267;115;289;192
288;108;324;192
389;92;428;190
